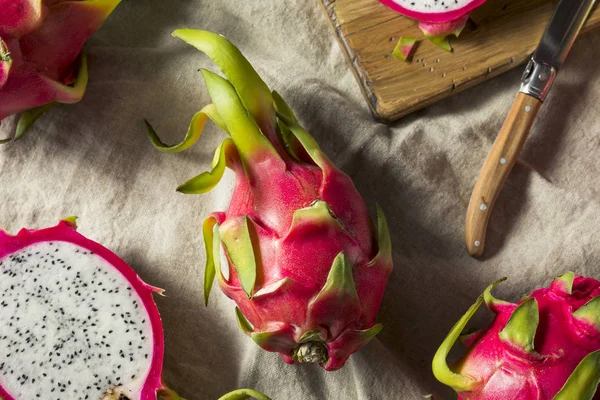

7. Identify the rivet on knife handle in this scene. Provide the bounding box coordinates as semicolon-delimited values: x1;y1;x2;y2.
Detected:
465;93;542;257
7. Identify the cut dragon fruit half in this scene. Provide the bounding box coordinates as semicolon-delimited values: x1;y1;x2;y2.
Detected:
378;0;484;51
433;273;600;400
145;30;393;371
0;219;183;400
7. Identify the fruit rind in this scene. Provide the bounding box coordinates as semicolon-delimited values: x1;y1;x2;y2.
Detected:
392;37;418;61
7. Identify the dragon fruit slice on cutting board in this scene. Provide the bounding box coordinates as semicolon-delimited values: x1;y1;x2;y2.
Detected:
392;36;418;61
0;0;121;141
378;0;485;51
433;272;600;399
0;219;183;400
145;30;393;371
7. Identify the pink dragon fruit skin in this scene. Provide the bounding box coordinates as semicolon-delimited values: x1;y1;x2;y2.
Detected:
378;0;484;51
146;30;393;371
0;0;120;140
0;219;184;400
433;273;600;400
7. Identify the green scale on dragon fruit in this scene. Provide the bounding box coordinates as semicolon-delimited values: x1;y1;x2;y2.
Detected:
0;0;120;142
145;30;393;371
0;219;184;400
379;0;485;51
433;272;600;400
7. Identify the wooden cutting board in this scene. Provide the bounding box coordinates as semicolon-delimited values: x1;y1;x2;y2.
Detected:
317;0;600;122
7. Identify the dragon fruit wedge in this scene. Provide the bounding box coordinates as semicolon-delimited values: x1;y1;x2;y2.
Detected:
145;30;393;371
0;0;120;141
433;272;600;399
392;36;418;61
0;218;184;400
378;0;484;51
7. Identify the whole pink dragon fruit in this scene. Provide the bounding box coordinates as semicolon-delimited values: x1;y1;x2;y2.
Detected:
146;30;393;371
378;0;485;51
433;272;600;399
0;219;183;399
0;0;120;141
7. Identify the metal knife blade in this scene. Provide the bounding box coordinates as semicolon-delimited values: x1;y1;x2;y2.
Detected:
520;0;596;101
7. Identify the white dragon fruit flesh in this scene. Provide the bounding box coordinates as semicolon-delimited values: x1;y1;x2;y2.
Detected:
0;219;182;400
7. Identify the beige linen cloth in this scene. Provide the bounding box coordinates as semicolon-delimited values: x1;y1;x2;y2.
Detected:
2;1;600;399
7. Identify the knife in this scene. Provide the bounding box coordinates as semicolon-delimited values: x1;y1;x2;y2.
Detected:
465;0;597;257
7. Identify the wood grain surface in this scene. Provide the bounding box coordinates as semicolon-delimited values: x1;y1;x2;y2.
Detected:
465;93;542;257
318;0;600;122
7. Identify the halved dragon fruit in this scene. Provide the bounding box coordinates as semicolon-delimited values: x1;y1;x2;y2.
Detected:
0;0;120;141
379;0;484;51
0;219;182;400
433;272;600;399
146;30;393;371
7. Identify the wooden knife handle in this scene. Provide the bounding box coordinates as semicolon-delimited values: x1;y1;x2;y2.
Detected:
465;93;542;257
